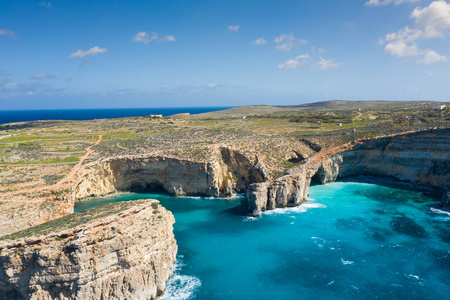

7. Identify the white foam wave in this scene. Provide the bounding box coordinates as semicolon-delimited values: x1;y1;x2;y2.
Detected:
242;215;262;222
185;194;245;200
262;202;326;215
341;258;354;265
407;274;420;280
430;208;450;217
160;275;201;300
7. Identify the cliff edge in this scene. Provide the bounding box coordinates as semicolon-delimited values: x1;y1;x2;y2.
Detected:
0;200;177;300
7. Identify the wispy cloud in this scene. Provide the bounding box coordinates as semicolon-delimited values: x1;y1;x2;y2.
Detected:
228;25;240;31
278;54;344;70
278;54;310;69
274;34;307;51
132;31;175;43
252;37;267;45
314;57;345;70
0;29;16;39
365;0;420;6
207;83;219;88
68;46;108;60
32;73;55;80
133;31;158;44
38;1;52;8
379;1;450;64
163;35;176;41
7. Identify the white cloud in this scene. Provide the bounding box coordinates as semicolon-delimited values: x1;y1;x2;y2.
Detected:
380;1;450;64
132;31;175;43
32;73;55;80
161;85;171;89
253;37;267;45
228;25;240;31
0;28;16;38
68;46;108;59
417;49;448;63
163;35;176;42
314;57;345;70
278;54;310;69
133;31;158;44
318;48;326;53
428;71;434;76
274;34;307;51
207;83;218;88
365;0;420;6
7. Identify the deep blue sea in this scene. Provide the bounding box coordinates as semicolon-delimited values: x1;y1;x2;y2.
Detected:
74;181;450;300
0;107;231;125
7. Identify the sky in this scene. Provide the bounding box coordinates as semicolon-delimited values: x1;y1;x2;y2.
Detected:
0;0;449;110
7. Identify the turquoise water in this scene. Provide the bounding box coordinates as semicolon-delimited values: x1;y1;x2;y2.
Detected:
74;182;450;299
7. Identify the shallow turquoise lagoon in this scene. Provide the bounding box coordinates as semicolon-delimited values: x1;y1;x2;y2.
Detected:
74;181;450;300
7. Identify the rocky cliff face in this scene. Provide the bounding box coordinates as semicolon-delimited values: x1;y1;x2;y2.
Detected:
247;165;317;216
248;129;450;215
0;197;74;239
0;200;177;300
75;147;267;200
336;128;450;191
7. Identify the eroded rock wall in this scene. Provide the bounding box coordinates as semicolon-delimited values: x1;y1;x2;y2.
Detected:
75;147;267;200
337;128;450;191
247;165;317;216
0;200;177;300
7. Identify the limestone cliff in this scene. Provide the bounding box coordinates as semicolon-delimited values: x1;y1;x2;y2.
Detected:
247;165;316;216
74;147;267;200
0;197;74;239
0;200;177;300
248;128;450;215
336;128;450;191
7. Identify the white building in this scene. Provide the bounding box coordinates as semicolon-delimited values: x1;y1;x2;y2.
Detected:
432;105;446;110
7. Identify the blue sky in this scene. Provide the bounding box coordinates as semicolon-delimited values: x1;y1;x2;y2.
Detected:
0;0;449;110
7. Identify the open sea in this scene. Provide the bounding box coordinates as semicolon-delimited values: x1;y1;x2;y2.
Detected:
0;107;231;125
74;180;450;300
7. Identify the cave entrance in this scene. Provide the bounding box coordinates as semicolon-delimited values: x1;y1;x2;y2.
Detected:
310;171;323;186
125;181;170;195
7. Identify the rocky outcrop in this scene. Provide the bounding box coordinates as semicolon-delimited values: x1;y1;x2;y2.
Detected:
314;155;343;184
0;200;177;300
75;147;267;200
247;166;315;216
249;128;450;215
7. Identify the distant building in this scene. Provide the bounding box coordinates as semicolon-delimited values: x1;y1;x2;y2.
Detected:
336;123;342;127
242;116;247;119
432;105;446;110
149;114;163;118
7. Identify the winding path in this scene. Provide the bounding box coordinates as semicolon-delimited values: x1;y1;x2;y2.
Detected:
52;135;102;188
0;135;102;198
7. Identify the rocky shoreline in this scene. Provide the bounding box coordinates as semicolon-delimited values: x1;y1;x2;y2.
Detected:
72;128;449;216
